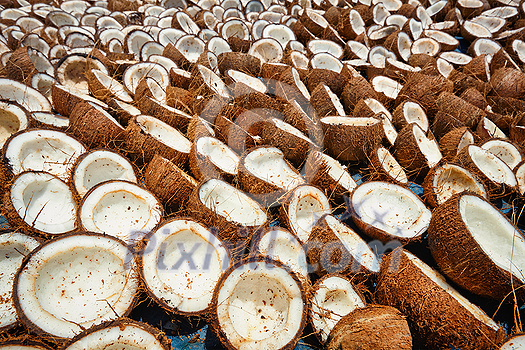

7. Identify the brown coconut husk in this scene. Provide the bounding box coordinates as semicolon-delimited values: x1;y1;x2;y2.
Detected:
213;115;258;154
490;67;525;99
368;146;408;186
376;247;506;350
169;67;192;90
462;53;490;81
446;69;490;95
427;192;524;300
431;110;467;140
188;136;239;182
165;85;194;114
67;100;125;150
439;126;475;161
5;47;40;84
292;20;317;46
281;100;323;146
137;97;192;134
326;305;412;350
435;91;486;128
459;87;489;110
163;43;192;71
216;51;261;77
341;75;379;113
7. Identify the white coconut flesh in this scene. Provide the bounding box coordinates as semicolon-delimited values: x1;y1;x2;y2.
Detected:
227;70;267;94
352;181;432;239
73;150;137;198
324;215;380;272
364;98;393;120
253;228;308;279
291;67;310;100
0;232;39;329
386;14;408;27
413;124;442;168
316;152;357;192
63;322;168;350
386;58;420;73
289;51;309;71
322;116;380;127
471;16;506;34
272;118;312;144
199;179;267;226
501;334;525;349
54;84;109;110
88;101;125;130
460;194;525;282
175;11;200;35
324;85;345;116
207;37;232;56
516;163;525;195
308;40;343;59
5;129;86;181
482;6;518;18
142;219;230;313
248;38;284;63
111;100;142;119
15;234;139;338
122;62;169;95
287;185;331;243
91;69;132;103
376;147;408;184
458;129;475;154
27;49;53;76
127;31;154;59
143;77;166;103
0;78;51;112
431;164;487;205
135;115;191;153
436;57;454;78
198;65;231;99
512;40;525;64
481;140;522;170
310;53;343;73
403;101;428;131
10;172;77;234
175;35;205;63
468;145;517;187
411;37;440;56
79;180;162;244
368;46;396;68
404;250;500;330
481;117;507;139
0;102;28;148
310;275;365;343
371;76;402;99
56;56;107;94
244;147;305;190
196;136;239;175
147;55;178;75
439;51;473;65
347;41;369;60
215;260;304;349
262;24;295;48
221;19;250;40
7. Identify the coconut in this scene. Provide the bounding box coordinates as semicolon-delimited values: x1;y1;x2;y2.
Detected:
393;123;442;175
321;116;383;162
307;214;380;276
455;144;517;198
124;114;191;166
211;257;306;350
121;62;169;96
134;77;167;107
326;305;412;350
500;334;525;349
85;69;133;104
350;181;432;244
238;146;305;207
5;47;53;85
137;97;193;133
0;231;40;332
304;150;357;203
187;178;268;251
428;192;525;300
68;100;125;149
139;218;230;314
78;180;162;245
395;72;453;114
70;148;138;198
279;184;331;243
392;99;428;132
310;83;346;117
249;227;309;284
13;232;139;339
490;68;525;99
376;248;505;349
0;102;28;149
423;161;488;207
55;53;108;95
60;320;171;350
341;74;379;113
480;138;523;170
217;51;261;76
369;146;408;185
281;100;323;146
51;83;108;118
310;274;366;344
0;341;52;349
189;136;239;181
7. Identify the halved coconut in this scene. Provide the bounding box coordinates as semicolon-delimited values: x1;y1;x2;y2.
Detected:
393;123;442;174
455;144;517;198
392;99;428;132
124;115;191;166
61;320;171;350
2;128;85;182
0;78;51;113
190;64;231;99
249;227;308;283
439;127;475;160
238;146;305;207
369;146;408;185
211;257;306;350
86;69;133;104
0;231;40;332
377;248;505;349
13;232;139;339
350;181;432;243
5;47;53;85
321;116;384;162
428;192;525;300
310;274;366;344
480;138;523;170
279;184;331;243
78;180;163;245
307;214;381;276
248;38;284;63
189;136;239;181
500;334;525;349
55;53;108;95
423;162;487;207
122;62;169;96
304;150;357;203
0;341;52;349
140;218;230;314
71;148;138;198
51;83;108;117
0;101;28;149
310;83;345;117
326;305;412;350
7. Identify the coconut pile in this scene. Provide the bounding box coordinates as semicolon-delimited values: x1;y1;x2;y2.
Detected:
1;0;525;348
